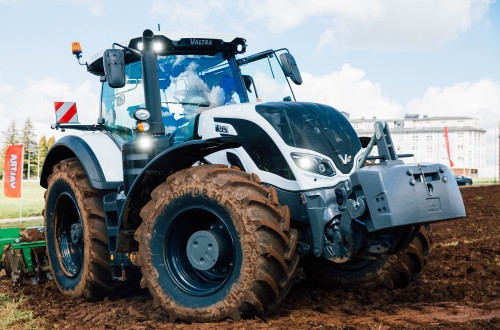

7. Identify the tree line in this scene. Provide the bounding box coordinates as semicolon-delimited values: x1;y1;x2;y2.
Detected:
1;118;55;180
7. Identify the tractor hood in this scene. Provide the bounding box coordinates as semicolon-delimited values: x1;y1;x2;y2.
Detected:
255;102;361;174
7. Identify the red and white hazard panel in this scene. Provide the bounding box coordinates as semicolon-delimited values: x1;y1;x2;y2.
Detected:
54;102;79;123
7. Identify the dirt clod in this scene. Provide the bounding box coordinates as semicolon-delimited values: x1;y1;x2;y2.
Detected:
21;228;44;242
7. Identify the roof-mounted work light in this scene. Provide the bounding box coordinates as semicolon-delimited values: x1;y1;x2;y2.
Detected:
71;41;87;67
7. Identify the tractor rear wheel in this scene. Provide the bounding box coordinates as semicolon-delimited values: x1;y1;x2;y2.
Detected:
303;226;432;289
137;164;299;322
44;158;112;299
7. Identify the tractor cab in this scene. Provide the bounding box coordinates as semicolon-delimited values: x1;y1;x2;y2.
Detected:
84;33;302;142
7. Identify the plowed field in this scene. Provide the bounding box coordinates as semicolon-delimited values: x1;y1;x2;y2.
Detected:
1;185;498;329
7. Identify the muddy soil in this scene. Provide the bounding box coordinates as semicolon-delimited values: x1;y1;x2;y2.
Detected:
1;185;498;329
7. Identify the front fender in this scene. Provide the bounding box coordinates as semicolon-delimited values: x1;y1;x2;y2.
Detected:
118;137;241;242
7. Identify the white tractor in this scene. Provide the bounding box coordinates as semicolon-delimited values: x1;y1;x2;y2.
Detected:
41;30;465;322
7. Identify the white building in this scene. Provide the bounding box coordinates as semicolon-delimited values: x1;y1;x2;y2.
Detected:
349;114;486;178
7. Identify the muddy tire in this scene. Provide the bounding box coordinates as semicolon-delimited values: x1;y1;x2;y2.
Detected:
137;164;299;322
303;226;432;289
44;158;112;299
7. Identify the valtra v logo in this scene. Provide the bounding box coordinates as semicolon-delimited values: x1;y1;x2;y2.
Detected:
338;154;352;165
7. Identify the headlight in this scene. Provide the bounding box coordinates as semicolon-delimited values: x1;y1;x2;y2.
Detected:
137;135;153;150
291;153;336;177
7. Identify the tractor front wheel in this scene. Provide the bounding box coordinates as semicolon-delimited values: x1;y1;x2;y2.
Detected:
137;165;299;322
302;226;432;289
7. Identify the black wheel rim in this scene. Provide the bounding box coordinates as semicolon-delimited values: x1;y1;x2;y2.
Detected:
54;192;84;277
165;207;236;296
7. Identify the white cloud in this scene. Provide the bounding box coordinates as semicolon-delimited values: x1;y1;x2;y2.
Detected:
315;0;492;51
0;79;99;142
296;64;402;118
406;79;500;131
246;0;383;34
153;0;492;51
0;83;15;95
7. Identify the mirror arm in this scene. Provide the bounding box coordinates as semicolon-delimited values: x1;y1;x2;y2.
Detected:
112;42;142;58
237;49;275;65
284;73;297;101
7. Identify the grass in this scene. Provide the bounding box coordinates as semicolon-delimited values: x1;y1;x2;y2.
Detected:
0;294;45;329
0;181;45;219
0;220;44;229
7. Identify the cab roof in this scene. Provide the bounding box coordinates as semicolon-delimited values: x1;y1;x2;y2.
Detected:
87;32;246;76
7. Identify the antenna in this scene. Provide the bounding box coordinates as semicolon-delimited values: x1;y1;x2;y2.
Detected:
158;24;160;31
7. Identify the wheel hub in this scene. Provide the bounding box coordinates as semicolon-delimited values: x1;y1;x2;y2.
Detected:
186;230;221;271
70;223;83;245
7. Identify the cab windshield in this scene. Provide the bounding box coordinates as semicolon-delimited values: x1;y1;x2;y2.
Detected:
101;52;244;139
238;50;295;103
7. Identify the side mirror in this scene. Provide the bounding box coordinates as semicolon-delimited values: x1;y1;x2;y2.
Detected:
103;49;126;88
279;53;302;85
242;75;253;93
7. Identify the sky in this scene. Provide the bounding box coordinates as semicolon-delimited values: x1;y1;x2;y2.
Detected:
0;0;499;177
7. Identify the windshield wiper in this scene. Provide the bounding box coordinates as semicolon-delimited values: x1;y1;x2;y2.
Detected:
163;101;210;107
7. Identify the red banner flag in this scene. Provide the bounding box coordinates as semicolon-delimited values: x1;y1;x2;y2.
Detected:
444;127;454;168
3;145;24;198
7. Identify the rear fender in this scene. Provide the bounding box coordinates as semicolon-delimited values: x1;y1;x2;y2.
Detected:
40;134;122;190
